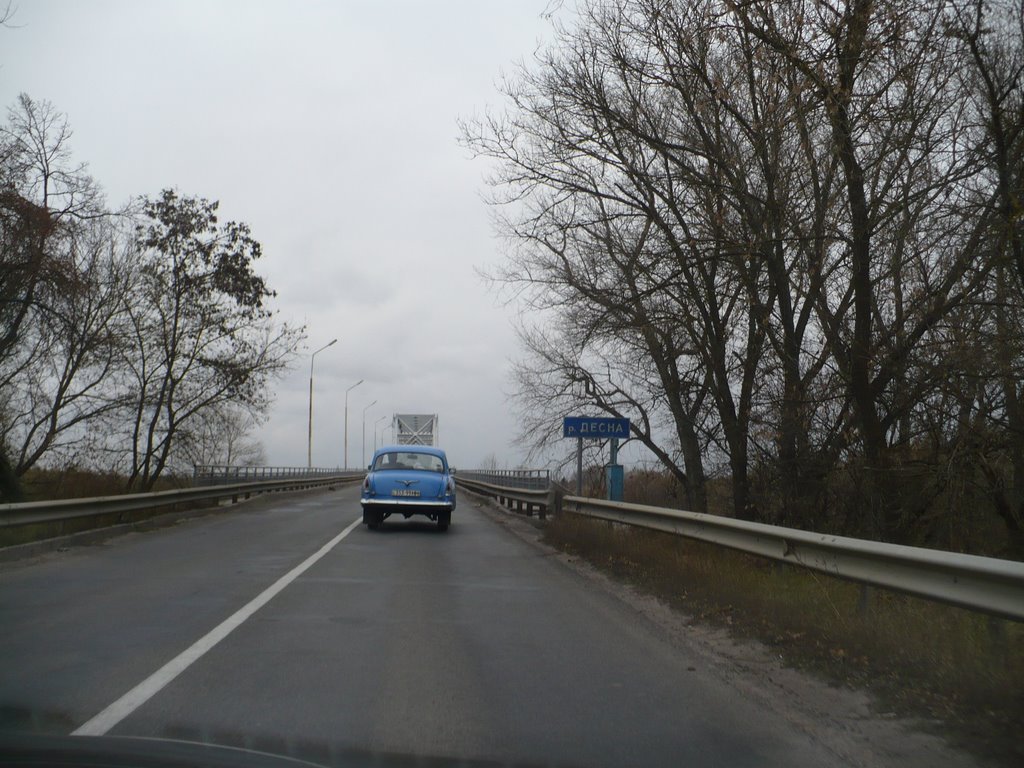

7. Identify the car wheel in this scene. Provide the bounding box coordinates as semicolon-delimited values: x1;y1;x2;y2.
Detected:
437;511;451;532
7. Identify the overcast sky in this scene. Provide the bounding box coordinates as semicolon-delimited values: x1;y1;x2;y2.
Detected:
0;0;572;471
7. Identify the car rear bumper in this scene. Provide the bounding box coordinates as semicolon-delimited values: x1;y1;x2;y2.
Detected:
361;498;454;509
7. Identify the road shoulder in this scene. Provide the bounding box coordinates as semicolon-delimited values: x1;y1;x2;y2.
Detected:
466;493;982;768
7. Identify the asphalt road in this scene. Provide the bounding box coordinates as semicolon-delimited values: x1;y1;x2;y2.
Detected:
0;485;846;767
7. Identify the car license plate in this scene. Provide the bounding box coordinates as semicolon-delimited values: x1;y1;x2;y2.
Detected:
391;489;420;497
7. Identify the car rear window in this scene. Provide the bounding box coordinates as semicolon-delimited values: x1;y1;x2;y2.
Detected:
372;452;445;473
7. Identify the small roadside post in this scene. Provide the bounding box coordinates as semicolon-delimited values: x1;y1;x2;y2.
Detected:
577;437;583;496
563;417;630;501
607;437;623;501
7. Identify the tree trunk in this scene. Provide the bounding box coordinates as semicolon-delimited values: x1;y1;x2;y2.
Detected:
0;443;22;502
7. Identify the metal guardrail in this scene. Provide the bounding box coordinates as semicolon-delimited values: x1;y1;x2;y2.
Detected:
1;473;362;529
455;474;557;519
193;465;356;485
565;496;1024;623
457;469;550;490
455;471;1024;622
11;465;1022;622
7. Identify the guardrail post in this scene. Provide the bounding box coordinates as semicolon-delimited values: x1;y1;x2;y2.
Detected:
544;486;563;520
858;584;873;618
988;616;1008;666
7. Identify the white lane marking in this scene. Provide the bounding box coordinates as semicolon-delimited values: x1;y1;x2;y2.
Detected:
72;517;363;736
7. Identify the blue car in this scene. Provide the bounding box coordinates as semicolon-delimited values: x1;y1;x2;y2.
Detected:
361;445;456;531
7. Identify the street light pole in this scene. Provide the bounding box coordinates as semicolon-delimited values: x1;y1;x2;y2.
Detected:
361;400;377;468
343;379;363;469
374;415;387;451
307;339;337;469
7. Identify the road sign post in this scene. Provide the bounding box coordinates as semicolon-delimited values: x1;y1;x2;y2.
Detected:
606;437;623;501
563;417;630;501
576;437;583;496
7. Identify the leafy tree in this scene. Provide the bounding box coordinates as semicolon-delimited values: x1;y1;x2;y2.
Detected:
0;92;303;499
121;190;302;490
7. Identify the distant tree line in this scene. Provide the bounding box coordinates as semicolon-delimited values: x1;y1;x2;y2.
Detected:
463;0;1024;555
0;94;302;500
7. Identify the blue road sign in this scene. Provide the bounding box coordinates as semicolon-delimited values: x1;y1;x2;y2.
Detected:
563;416;630;439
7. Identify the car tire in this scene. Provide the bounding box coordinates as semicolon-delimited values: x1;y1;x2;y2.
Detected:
365;508;382;530
437;511;451;532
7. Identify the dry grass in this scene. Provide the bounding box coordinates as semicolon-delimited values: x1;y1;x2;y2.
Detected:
544;513;1024;765
17;467;191;501
19;468;127;501
3;469;205;549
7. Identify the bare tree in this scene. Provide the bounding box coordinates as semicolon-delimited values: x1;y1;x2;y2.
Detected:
942;0;1024;553
725;0;997;536
0;216;133;475
172;404;267;472
467;0;1024;551
2;93;102;221
465;0;811;518
0;94;104;499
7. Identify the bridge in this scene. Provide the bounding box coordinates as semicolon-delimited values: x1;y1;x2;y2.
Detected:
0;468;1014;766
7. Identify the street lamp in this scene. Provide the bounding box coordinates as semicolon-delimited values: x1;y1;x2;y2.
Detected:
307;339;337;468
343;379;363;469
361;400;378;468
374;415;387;451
